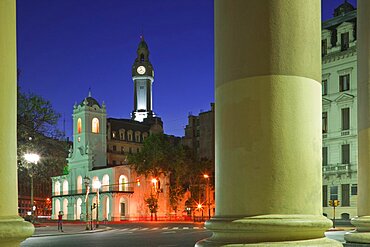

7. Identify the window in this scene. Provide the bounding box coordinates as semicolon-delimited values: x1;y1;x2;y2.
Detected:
77;118;82;134
322;39;327;56
119;130;125;140
137;148;140;153
322;80;328;95
323;185;328;207
77;176;82;193
330;186;338;200
140;86;144;89
112;160;116;165
351;184;358;195
341;32;349;51
102;174;109;192
342;144;350;164
112;131;116;139
341;108;350;130
135;132;141;142
342;184;350;206
128;131;133;141
339;74;350;92
140;54;144;62
121;147;125;154
142;132;148;141
63;180;68;195
113;145;117;152
322;112;328;133
92;118;99;133
322;147;328;166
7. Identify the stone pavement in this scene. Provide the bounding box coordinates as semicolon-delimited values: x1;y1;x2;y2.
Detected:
33;222;111;237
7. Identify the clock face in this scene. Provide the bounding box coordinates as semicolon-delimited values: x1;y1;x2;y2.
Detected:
137;66;146;75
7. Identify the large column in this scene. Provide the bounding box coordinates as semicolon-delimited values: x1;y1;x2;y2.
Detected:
344;0;370;244
196;1;340;246
0;0;35;246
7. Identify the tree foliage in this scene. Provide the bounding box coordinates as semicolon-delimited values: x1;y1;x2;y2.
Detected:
128;133;174;177
129;133;215;213
17;87;69;197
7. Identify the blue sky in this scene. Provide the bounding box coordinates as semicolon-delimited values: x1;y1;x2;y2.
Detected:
17;0;356;137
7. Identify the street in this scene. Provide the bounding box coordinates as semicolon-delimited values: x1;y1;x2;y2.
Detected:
20;222;349;247
21;222;212;247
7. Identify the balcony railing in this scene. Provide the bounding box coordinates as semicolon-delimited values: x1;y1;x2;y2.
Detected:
52;184;134;197
322;163;357;175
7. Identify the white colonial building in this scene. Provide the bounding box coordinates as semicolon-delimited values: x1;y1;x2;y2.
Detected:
321;1;358;220
51;37;172;221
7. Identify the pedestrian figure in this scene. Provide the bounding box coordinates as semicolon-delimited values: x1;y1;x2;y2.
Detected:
58;211;64;232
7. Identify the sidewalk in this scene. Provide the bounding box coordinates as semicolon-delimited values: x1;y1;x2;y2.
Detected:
32;222;111;237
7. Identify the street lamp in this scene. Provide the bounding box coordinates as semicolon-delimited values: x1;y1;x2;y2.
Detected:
83;176;90;230
203;174;211;219
24;153;40;223
92;179;101;228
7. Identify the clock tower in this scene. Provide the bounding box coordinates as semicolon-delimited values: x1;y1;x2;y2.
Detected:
131;36;155;122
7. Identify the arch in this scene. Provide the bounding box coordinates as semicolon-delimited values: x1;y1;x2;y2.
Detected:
63;180;68;195
102;196;110;220
341;213;350;220
77;176;82;193
102;174;109;192
92;117;99;133
119;175;128;191
77;118;82;134
119;197;127;219
63;198;68;219
54;199;60;219
54;181;61;196
76;198;82;220
92;176;99;192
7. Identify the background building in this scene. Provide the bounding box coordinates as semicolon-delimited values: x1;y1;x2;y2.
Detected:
183;103;215;162
321;1;358;220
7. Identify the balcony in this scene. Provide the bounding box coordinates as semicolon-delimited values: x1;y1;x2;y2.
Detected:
51;184;134;198
323;163;357;178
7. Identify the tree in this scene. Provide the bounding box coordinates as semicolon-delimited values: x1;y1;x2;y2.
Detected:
17;87;68;199
128;133;173;178
144;194;159;221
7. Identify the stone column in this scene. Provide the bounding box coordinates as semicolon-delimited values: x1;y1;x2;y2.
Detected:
0;0;34;245
344;0;370;244
196;1;340;246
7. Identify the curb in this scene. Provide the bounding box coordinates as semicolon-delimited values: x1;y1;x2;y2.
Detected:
32;227;112;238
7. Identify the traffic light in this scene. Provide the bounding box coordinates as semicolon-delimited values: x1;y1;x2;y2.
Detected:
329;200;333;206
136;178;140;187
334;200;340;207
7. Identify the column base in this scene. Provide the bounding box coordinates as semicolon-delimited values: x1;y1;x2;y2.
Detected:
344;216;370;244
0;215;34;247
195;214;341;247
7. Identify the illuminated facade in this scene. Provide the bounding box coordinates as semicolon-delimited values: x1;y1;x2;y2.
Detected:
51;38;171;221
321;1;358;220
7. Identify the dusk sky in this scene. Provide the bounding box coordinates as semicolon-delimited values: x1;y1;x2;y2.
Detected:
17;0;357;138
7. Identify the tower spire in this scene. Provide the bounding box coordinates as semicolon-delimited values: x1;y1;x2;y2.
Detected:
88;88;92;97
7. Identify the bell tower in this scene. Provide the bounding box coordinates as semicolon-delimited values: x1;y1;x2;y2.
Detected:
131;36;155;122
67;91;107;170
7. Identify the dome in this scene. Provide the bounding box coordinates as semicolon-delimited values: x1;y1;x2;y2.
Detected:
80;97;101;108
334;0;355;17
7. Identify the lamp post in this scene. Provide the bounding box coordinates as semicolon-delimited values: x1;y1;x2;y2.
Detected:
203;174;211;219
83;176;90;230
24;153;40;223
93;180;101;228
